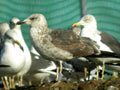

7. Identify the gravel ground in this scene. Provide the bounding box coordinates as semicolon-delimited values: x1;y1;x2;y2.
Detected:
1;76;120;90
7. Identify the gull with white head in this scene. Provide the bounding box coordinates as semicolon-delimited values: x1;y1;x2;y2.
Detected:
73;15;120;53
8;18;32;77
73;15;120;79
0;18;31;88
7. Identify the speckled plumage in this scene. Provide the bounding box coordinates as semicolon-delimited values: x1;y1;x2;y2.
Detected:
18;14;100;62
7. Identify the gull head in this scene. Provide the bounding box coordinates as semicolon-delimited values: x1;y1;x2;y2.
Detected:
10;17;21;29
0;22;10;36
17;14;48;27
72;15;97;28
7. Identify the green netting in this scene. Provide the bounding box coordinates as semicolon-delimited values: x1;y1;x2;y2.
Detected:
0;0;81;48
87;0;120;41
0;0;120;76
0;0;120;48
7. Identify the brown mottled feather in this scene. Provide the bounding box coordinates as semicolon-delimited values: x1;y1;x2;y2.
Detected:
17;14;100;62
50;28;98;57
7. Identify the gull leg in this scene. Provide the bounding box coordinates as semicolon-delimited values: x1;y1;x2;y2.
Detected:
113;72;117;78
59;61;63;81
56;61;63;81
51;61;63;87
6;76;10;89
19;76;23;86
96;66;99;80
3;76;10;89
56;66;60;81
8;77;12;88
84;67;87;81
11;76;16;89
17;75;23;86
52;66;60;87
102;62;105;80
17;74;21;86
29;80;32;86
1;77;7;89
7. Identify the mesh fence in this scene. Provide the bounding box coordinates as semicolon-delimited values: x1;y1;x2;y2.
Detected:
87;0;120;41
0;0;120;48
0;0;81;47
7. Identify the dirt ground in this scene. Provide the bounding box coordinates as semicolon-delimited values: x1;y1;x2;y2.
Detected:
1;77;119;90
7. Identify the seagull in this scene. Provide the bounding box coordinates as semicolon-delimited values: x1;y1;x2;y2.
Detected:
0;26;25;76
17;14;101;84
72;14;120;79
10;18;32;86
0;22;11;89
9;18;32;77
0;18;32;88
0;19;26;89
23;46;57;85
0;22;10;51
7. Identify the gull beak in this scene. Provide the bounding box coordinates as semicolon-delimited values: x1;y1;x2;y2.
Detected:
72;21;84;27
17;19;31;25
17;21;26;25
72;22;80;27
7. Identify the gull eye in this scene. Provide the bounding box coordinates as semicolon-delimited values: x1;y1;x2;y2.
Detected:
10;21;16;27
10;21;14;25
30;17;35;20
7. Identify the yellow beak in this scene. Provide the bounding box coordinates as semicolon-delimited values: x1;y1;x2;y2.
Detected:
72;22;80;27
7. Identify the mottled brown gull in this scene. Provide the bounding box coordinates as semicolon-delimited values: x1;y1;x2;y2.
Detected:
17;14;101;83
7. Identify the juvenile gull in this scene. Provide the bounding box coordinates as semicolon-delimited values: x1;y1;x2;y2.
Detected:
73;14;120;79
17;14;101;83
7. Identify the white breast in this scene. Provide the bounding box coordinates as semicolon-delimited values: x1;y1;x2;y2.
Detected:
81;27;113;52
